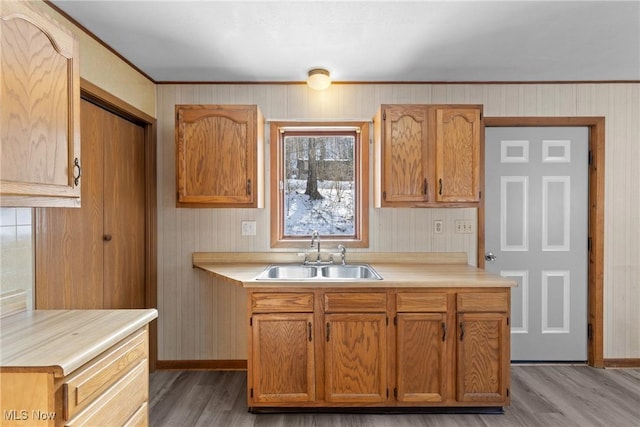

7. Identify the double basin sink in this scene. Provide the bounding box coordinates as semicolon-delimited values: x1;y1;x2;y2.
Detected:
255;263;382;280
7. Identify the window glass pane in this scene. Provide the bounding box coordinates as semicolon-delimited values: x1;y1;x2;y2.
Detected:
283;134;355;237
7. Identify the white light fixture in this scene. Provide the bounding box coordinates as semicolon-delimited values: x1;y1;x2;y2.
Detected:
307;68;331;90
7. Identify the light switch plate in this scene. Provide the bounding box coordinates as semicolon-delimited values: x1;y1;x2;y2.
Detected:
455;219;473;234
241;220;256;236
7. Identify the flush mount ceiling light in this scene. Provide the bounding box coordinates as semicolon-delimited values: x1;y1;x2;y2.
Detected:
306;68;331;90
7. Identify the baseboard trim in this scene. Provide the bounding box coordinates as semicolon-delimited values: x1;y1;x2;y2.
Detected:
604;358;640;368
156;360;247;370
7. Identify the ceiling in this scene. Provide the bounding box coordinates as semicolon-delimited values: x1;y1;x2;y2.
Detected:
49;1;640;84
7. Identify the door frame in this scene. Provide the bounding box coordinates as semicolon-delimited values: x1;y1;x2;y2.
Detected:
79;79;158;370
479;116;605;368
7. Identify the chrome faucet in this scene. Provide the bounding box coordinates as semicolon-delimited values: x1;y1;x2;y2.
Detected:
310;231;320;260
337;244;346;265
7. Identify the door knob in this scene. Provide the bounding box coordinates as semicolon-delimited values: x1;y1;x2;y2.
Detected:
103;234;112;242
485;252;497;261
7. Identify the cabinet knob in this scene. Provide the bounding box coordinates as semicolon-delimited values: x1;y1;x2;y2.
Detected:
103;234;112;242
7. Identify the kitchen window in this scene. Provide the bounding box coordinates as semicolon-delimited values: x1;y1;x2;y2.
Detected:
269;121;369;248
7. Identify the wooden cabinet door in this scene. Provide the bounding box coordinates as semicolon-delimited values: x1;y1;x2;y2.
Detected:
324;313;387;403
380;105;430;205
0;1;81;207
251;313;315;403
456;312;509;403
396;313;448;403
175;105;263;207
435;107;481;202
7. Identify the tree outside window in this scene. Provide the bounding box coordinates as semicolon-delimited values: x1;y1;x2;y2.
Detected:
270;122;369;248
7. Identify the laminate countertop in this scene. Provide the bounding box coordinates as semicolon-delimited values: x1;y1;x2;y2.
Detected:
0;309;157;376
192;252;517;288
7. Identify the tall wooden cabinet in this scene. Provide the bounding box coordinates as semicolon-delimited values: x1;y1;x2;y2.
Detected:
373;104;482;207
36;99;147;310
0;1;81;207
175;105;264;208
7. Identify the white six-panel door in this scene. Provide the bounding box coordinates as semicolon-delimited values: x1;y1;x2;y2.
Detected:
485;127;588;361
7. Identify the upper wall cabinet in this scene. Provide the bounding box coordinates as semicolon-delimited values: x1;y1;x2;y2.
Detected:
0;1;81;207
175;105;264;208
373;104;482;207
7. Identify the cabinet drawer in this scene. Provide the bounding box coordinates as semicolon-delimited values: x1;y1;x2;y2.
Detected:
396;292;447;312
66;360;148;426
457;292;508;312
251;293;314;312
324;292;387;312
64;328;147;419
123;402;148;427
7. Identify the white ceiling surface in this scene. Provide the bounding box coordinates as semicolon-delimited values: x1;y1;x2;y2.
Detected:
50;0;640;83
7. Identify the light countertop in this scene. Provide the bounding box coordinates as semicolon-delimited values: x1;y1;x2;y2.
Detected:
192;252;517;289
0;309;157;376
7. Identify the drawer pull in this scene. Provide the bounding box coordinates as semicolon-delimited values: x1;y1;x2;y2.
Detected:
73;158;82;186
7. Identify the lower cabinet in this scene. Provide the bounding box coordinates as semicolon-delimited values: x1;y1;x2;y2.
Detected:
396;313;448;403
1;326;150;427
250;313;315;403
248;288;510;410
456;292;510;403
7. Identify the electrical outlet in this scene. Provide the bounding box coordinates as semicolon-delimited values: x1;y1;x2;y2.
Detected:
433;220;443;234
455;219;473;234
241;220;256;236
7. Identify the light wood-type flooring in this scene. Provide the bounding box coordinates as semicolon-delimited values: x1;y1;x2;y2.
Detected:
149;366;639;427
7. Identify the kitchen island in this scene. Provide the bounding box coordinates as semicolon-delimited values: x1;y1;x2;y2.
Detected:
0;296;157;426
193;252;516;413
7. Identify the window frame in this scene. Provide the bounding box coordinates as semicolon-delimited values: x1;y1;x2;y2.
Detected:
269;121;369;248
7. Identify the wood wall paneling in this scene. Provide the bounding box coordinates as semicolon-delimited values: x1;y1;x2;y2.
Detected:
156;83;639;362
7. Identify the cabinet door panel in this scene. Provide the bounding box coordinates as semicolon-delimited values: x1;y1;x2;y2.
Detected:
251;313;315;403
456;312;508;402
325;313;387;403
0;1;80;206
435;108;481;202
396;313;448;402
382;106;430;204
176;105;263;207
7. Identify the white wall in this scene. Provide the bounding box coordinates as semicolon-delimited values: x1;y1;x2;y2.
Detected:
156;83;639;360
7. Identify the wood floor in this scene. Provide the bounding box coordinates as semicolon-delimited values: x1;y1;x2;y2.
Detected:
149;366;640;427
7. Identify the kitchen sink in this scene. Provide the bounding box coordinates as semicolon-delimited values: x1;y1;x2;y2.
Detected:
254;264;382;280
320;264;382;280
255;265;319;280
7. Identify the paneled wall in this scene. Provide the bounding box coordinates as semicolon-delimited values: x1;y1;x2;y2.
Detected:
156;83;639;360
